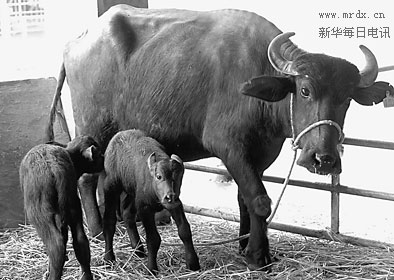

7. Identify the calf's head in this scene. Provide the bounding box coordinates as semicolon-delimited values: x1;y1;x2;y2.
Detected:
147;152;184;209
66;135;104;176
241;32;393;175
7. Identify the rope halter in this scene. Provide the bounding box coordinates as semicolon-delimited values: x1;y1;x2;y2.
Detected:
268;92;345;224
289;92;345;151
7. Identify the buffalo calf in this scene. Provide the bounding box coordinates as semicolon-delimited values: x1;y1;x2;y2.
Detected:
20;136;104;280
102;129;200;274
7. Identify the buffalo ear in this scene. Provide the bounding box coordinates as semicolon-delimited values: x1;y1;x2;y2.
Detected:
82;145;94;161
353;81;394;106
147;152;156;172
170;154;184;172
240;75;295;102
171;154;183;165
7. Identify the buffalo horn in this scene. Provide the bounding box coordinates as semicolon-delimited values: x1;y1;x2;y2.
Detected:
268;32;302;76
358;45;378;88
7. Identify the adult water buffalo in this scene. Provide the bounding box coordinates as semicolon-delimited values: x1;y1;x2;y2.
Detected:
45;4;393;270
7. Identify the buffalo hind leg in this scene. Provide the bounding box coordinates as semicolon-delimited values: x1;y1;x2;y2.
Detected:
78;173;103;239
102;178;121;263
168;203;200;271
120;192;145;257
68;194;93;280
140;211;161;274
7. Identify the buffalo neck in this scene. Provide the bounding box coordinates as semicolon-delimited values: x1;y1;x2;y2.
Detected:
259;94;292;140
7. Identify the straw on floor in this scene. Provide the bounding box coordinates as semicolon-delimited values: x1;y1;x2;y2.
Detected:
1;215;393;279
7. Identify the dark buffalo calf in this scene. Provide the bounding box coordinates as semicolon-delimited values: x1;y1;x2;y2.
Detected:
20;136;104;280
102;129;200;274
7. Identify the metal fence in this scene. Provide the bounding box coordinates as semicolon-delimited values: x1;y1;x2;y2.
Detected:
183;136;394;250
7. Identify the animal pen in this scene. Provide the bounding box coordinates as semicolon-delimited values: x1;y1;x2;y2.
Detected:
1;1;394;277
2;80;394;280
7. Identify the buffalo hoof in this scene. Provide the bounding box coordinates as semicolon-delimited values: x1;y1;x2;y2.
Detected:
185;251;200;271
134;247;147;258
104;251;116;263
186;260;201;271
147;265;159;276
245;248;272;272
81;271;93;280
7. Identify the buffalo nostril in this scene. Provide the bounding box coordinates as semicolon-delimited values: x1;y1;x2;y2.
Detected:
315;154;335;166
165;194;175;203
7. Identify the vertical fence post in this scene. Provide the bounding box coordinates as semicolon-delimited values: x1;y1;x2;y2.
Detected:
331;174;340;234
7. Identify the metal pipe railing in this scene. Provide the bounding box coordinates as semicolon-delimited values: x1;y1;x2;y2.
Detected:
184;135;394;248
184;163;394;202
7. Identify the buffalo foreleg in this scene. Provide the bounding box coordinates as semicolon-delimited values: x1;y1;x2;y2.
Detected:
102;178;121;263
67;193;93;280
237;190;250;255
78;173;103;239
223;158;272;270
168;203;200;271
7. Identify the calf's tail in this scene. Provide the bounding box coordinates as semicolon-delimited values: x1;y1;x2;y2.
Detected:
44;63;67;143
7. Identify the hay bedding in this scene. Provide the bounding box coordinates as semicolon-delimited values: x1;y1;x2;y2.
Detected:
1;215;393;280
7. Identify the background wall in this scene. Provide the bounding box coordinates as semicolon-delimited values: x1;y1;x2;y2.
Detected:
97;0;147;16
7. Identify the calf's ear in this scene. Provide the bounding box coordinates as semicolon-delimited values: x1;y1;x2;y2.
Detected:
353;81;394;106
147;152;156;171
171;154;184;171
240;75;295;102
82;145;94;161
170;154;183;166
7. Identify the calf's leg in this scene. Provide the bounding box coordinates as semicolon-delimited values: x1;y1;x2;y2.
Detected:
168;203;200;271
37;217;67;280
120;192;145;257
68;194;93;280
102;179;121;262
140;211;161;274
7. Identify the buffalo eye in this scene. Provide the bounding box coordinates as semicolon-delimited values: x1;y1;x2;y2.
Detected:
156;174;162;180
300;87;311;98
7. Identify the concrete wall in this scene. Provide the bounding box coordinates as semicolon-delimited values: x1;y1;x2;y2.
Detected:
97;0;148;16
0;78;70;229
